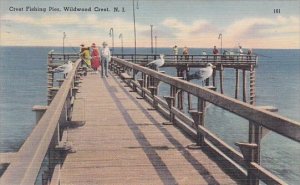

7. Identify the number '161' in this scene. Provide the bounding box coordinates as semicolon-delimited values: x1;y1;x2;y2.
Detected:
274;9;280;13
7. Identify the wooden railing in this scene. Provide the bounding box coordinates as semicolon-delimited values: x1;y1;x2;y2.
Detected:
0;58;82;185
111;57;299;185
112;54;258;66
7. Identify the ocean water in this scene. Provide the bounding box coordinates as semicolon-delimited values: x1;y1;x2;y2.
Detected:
0;46;299;184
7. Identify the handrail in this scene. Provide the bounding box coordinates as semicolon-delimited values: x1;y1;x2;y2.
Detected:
0;59;81;185
112;57;299;184
113;53;258;66
113;57;299;142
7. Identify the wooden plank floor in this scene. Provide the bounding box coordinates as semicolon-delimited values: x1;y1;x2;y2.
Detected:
60;72;241;185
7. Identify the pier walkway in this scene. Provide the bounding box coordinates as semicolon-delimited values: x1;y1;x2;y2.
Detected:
60;73;239;185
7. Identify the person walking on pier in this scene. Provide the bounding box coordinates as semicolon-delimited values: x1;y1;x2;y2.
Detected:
80;45;92;68
183;46;189;61
91;43;101;73
100;41;111;78
173;45;178;62
238;45;244;60
213;46;219;61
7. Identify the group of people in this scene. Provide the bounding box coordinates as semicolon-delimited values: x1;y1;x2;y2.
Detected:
173;45;190;61
173;45;253;61
212;45;253;57
80;41;111;78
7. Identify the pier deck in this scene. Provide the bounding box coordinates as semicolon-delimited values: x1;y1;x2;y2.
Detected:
60;72;240;185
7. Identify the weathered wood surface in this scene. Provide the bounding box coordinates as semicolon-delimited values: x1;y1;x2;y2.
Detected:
60;73;241;185
0;153;16;164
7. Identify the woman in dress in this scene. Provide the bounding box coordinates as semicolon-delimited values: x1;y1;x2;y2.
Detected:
91;43;101;73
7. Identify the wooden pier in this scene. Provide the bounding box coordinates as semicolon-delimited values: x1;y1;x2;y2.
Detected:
59;73;240;184
1;53;299;185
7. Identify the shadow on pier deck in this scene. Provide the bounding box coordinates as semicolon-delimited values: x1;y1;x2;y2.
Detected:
60;73;241;184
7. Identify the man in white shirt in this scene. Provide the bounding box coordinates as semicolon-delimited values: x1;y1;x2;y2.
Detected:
173;45;178;62
100;41;111;78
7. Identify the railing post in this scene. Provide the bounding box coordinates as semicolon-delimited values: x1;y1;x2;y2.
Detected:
148;76;159;109
249;65;256;105
132;69;138;92
235;143;258;185
188;96;205;149
249;106;278;162
242;69;247;102
243;106;278;185
163;85;176;125
219;64;224;94
32;105;48;124
140;73;146;98
235;68;239;99
212;68;216;87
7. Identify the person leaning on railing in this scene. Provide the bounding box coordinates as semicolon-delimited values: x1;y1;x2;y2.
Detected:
213;46;219;61
183;46;189;61
247;49;252;61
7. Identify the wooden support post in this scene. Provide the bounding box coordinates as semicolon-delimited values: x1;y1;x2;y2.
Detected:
198;97;205;144
248;106;278;163
66;89;73;121
48;124;60;182
249;65;256;105
148;85;158;109
131;69;138;92
235;143;258;185
163;85;176;125
57;79;64;87
32;105;48;124
47;67;55;105
187;93;192;110
235;68;239;99
212;68;216;87
219;64;224;94
245;106;278;185
177;90;183;110
188;111;203;148
48;87;59;105
163;96;175;125
176;66;184;110
205;78;209;86
188;96;205;149
243;69;247;103
186;68;192;110
137;78;144;98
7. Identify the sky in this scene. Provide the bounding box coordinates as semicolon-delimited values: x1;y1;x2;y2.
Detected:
0;0;299;49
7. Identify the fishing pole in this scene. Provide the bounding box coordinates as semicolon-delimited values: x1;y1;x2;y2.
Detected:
224;49;272;58
67;41;80;53
252;53;272;58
